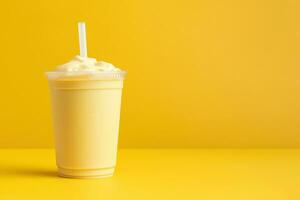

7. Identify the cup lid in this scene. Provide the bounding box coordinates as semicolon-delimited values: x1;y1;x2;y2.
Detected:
46;70;127;80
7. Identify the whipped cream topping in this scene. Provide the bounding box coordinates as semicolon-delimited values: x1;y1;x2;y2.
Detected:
57;55;121;72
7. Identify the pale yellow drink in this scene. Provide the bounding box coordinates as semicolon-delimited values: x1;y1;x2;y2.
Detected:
47;56;126;178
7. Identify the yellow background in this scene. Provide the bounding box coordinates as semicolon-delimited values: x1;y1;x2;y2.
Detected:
0;0;299;148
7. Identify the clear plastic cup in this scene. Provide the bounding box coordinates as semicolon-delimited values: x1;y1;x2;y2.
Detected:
46;71;126;178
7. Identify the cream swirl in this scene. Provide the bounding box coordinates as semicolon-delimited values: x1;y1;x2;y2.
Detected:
58;55;121;72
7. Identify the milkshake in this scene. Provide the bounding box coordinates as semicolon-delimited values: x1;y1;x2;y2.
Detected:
46;23;126;178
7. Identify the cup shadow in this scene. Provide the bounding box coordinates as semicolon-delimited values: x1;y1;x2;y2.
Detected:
16;168;58;178
3;166;58;179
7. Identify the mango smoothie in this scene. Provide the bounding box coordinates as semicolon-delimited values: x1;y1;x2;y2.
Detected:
47;55;126;178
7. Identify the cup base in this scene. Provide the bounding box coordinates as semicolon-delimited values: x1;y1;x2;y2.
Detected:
58;166;115;179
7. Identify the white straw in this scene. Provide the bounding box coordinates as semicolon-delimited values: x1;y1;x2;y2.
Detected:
78;22;88;57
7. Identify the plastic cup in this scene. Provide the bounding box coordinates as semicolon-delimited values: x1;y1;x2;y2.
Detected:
46;71;126;178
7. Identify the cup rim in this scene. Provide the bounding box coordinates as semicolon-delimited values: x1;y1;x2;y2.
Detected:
46;70;127;80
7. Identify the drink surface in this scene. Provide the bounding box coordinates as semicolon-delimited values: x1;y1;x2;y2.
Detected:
47;55;126;81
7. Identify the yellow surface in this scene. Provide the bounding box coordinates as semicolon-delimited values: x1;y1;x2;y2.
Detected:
1;0;300;147
1;149;300;199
